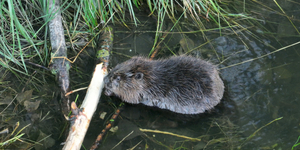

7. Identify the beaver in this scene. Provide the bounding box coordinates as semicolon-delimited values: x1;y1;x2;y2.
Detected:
104;55;224;114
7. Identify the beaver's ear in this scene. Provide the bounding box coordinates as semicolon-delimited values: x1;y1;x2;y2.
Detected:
135;72;143;80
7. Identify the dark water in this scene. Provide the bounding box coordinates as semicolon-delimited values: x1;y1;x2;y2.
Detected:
88;2;300;150
3;1;299;150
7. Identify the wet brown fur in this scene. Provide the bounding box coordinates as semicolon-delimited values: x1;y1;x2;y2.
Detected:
104;55;224;114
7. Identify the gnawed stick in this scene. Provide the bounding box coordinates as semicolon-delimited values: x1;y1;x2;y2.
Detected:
63;26;113;150
62;63;107;150
48;0;70;115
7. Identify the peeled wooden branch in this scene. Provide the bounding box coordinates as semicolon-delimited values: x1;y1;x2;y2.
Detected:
63;26;113;150
48;0;70;115
62;63;107;150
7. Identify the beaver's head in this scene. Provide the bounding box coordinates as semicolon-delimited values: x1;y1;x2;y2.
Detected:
104;57;151;104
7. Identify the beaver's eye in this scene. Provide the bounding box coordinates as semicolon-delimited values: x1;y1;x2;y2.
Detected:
114;75;121;81
135;72;143;80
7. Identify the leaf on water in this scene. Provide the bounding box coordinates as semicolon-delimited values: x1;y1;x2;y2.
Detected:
16;90;33;104
0;95;13;105
100;112;107;120
179;36;195;54
109;126;118;133
24;100;41;112
34;130;55;150
116;119;143;141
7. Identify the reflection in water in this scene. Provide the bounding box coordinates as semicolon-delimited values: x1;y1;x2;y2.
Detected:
209;35;300;149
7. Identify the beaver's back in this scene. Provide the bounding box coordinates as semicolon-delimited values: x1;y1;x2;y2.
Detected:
104;55;224;114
